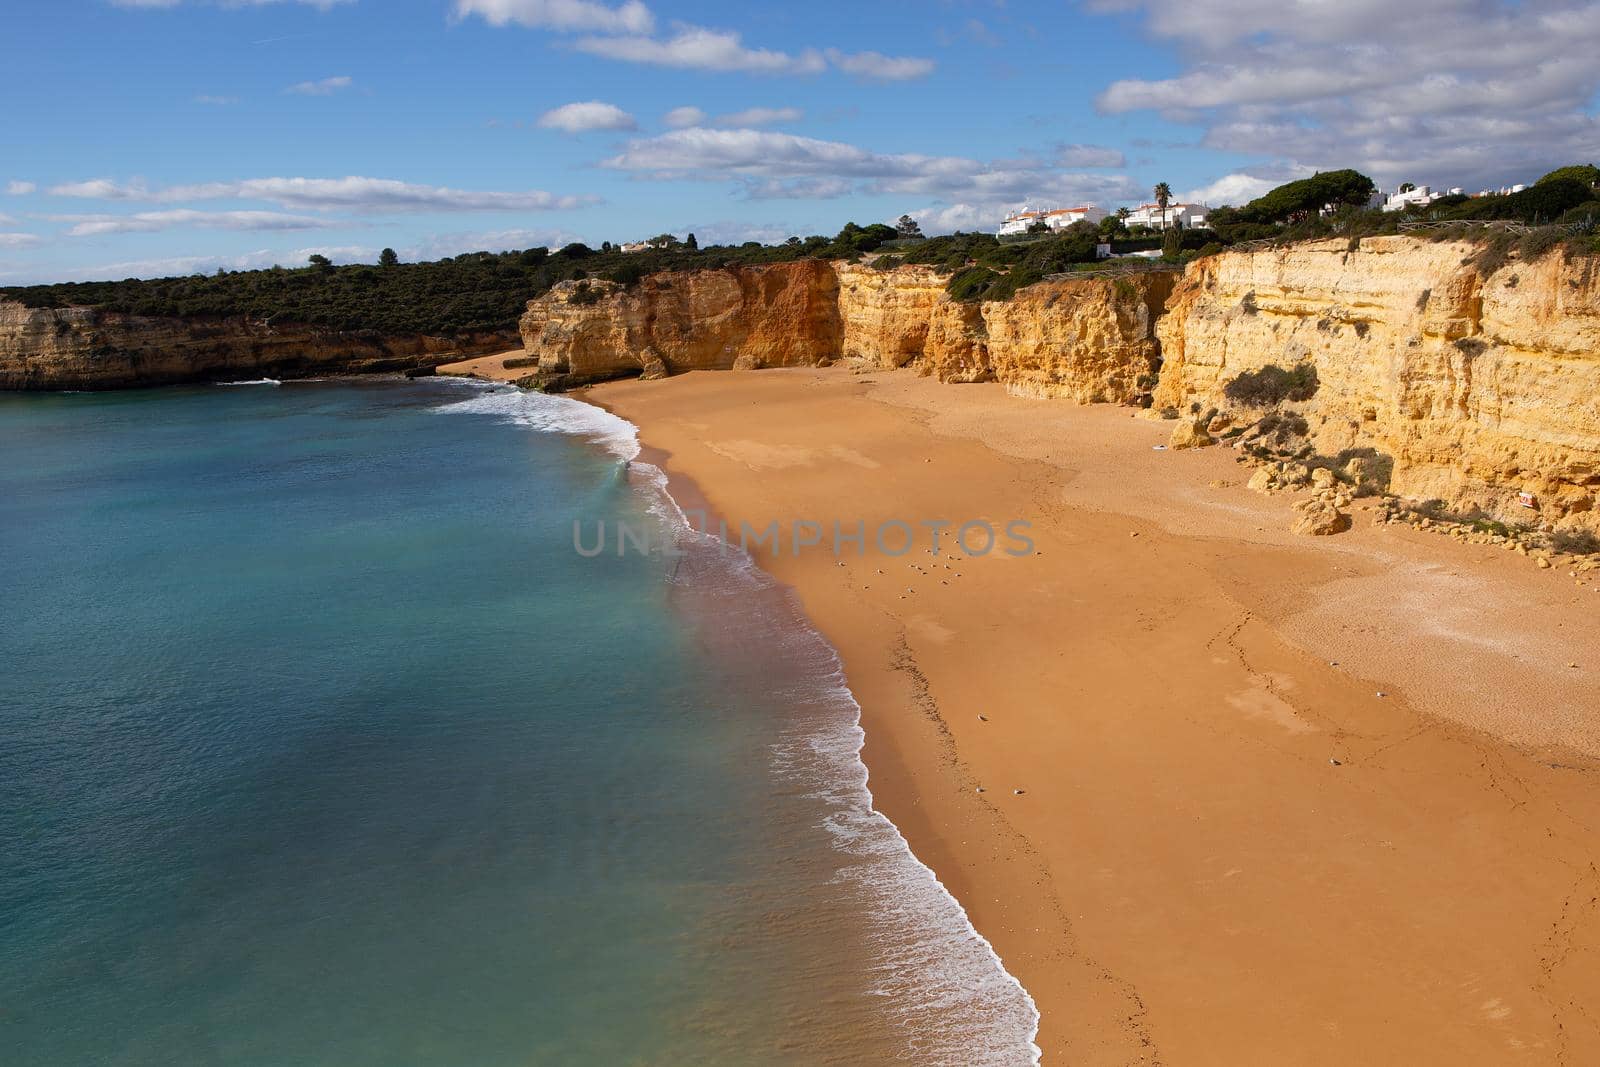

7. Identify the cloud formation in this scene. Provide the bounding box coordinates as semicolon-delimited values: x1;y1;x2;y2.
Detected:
822;48;935;81
52;209;345;237
603;128;1138;226
712;106;803;128
663;106;706;128
536;100;638;132
573;27;827;75
46;176;597;213
6;181;36;195
1055;143;1126;168
1091;0;1600;185
287;75;353;96
0;232;41;248
459;0;933;81
453;0;652;33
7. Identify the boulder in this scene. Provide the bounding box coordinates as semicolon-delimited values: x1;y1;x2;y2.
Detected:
1171;421;1215;450
1293;501;1348;536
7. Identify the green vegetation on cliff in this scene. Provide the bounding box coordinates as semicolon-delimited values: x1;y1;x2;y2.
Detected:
0;224;904;336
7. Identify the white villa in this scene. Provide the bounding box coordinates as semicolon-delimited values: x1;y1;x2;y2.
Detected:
1382;185;1459;212
619;237;674;253
1123;202;1210;229
998;205;1109;236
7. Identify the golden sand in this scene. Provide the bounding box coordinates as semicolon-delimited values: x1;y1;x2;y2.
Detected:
584;366;1600;1064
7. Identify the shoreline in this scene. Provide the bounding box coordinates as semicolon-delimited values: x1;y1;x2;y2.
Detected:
437;353;1600;1060
581;366;1600;1064
624;429;1045;1064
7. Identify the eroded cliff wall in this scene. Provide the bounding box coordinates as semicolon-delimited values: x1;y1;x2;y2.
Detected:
1154;237;1600;527
835;263;1175;402
0;301;515;390
518;260;842;388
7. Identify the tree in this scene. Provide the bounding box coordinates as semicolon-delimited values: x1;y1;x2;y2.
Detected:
1026;219;1051;234
1237;170;1377;225
308;253;332;271
1116;206;1130;220
1536;164;1600;189
686;233;698;250
1153;182;1173;230
379;248;399;268
895;214;924;239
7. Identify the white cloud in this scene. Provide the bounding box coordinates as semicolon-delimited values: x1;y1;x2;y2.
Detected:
739;177;853;199
676;220;794;246
287;75;353;96
46;176;598;213
823;48;935;82
0;232;41;248
603;128;1139;218
1178;170;1309;206
573;26;826;75
52;209;345;237
663;106;706;128
452;0;653;33
536;100;637;132
6;181;37;195
64;245;377;282
403;226;579;260
194;94;239;105
1089;0;1600;186
711;106;803;128
1056;143;1126;168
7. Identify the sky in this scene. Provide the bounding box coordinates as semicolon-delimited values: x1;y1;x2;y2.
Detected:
2;0;1597;283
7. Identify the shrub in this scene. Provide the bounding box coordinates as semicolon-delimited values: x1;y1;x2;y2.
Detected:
567;282;605;306
1446;179;1593;224
1224;363;1320;406
1254;410;1310;444
1536;164;1600;189
1517;227;1568;263
1551;527;1600;555
947;266;1001;302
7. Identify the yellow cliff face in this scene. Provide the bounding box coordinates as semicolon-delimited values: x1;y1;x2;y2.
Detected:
1155;236;1600;528
832;262;1176;402
517;260;841;388
0;300;513;390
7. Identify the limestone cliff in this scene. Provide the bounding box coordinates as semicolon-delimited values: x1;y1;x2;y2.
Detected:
1154;237;1600;528
836;263;1176;402
0;301;515;390
518;260;841;389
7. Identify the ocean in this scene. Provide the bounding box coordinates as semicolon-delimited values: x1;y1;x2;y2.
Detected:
0;377;1038;1065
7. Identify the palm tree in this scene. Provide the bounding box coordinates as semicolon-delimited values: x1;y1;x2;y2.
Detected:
1153;182;1172;231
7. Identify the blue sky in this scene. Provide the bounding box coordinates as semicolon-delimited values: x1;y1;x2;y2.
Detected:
3;0;1596;283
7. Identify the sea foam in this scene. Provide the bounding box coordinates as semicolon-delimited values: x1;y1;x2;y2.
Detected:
431;381;640;463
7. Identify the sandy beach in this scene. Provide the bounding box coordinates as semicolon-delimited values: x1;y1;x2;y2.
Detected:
446;358;1600;1062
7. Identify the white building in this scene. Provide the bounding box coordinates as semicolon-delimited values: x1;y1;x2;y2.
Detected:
1381;184;1466;212
619;237;674;253
1122;202;1210;229
998;205;1109;236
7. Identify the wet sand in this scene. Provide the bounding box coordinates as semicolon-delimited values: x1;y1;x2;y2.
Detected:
583;366;1600;1065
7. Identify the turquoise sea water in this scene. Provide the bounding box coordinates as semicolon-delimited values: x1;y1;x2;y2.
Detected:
0;378;1037;1065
